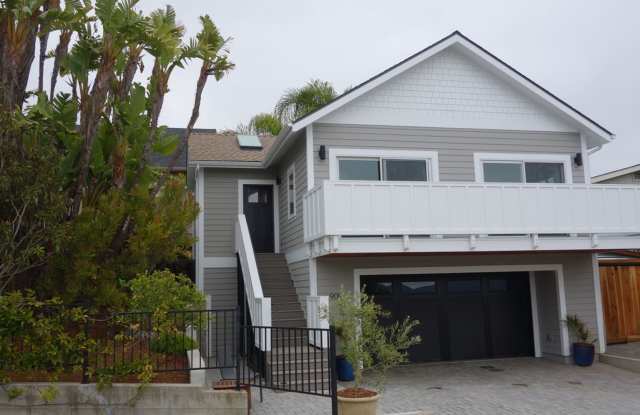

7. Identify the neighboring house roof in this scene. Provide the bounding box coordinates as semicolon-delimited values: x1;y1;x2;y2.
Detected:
150;128;218;172
188;131;276;167
264;30;614;167
592;163;640;183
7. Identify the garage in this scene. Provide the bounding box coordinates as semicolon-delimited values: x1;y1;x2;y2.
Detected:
362;272;535;362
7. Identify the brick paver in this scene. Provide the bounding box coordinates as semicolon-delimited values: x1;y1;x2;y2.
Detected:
248;358;640;414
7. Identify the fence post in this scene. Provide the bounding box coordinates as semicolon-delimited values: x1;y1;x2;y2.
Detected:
329;326;338;415
81;318;90;384
236;308;241;391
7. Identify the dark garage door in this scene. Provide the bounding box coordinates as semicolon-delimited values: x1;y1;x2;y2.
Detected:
362;272;534;362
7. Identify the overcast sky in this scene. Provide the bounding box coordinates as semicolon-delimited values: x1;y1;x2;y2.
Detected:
42;0;640;175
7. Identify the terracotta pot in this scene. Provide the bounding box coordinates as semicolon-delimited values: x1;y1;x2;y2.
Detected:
337;392;379;415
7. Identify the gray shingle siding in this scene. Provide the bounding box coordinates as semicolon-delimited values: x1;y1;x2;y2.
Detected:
203;168;275;257
203;267;237;309
312;123;584;183
276;136;307;252
289;259;310;314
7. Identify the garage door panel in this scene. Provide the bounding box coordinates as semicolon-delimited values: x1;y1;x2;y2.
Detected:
362;272;534;362
446;298;487;360
400;299;441;362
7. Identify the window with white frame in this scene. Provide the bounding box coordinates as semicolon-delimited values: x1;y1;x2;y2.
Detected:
330;149;439;182
286;163;296;219
474;153;572;184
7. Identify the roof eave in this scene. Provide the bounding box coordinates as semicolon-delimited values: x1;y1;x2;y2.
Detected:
285;31;613;144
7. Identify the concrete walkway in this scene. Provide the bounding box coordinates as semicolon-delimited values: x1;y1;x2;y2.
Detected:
249;358;640;415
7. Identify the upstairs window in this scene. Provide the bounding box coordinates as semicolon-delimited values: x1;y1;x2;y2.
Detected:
287;163;296;219
475;153;572;184
331;149;438;182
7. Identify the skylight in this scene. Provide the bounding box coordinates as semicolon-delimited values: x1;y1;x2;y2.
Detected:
237;134;262;149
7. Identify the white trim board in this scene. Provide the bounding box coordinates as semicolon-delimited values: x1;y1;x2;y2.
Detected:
353;263;570;358
591;253;606;354
237;179;280;254
195;164;205;291
286;163;296;220
328;148;440;182
306;125;315;190
473;152;573;184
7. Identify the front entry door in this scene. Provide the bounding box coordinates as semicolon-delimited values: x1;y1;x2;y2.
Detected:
243;184;274;253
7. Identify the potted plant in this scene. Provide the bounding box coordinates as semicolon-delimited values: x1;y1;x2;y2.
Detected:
328;289;421;415
564;314;597;366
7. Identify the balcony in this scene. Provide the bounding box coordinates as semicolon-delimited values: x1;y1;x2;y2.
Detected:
303;180;640;256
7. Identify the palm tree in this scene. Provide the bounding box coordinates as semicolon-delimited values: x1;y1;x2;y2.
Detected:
155;14;233;191
238;112;282;135
274;79;336;124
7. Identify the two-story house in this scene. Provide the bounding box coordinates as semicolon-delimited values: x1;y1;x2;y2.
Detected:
188;31;640;363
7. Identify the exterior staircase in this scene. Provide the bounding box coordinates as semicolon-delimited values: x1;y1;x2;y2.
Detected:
254;253;330;392
255;253;306;328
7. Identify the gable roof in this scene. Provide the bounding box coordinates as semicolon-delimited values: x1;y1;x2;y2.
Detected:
188;131;276;167
592;163;640;183
265;31;614;166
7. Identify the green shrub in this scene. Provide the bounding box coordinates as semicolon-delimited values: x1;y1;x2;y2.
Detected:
128;270;205;313
327;289;421;392
150;332;197;355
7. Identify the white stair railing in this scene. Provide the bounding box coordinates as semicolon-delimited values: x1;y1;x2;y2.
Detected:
306;296;330;348
235;214;271;351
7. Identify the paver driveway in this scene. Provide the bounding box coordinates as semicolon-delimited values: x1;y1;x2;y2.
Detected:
249;358;640;414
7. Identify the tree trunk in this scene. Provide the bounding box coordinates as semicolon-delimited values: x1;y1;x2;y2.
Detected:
37;2;51;93
69;37;117;218
0;11;40;112
152;64;208;196
109;64;209;255
49;31;71;101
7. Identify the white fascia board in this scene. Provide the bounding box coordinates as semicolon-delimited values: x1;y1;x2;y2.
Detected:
592;163;640;183
315;234;640;256
454;37;613;145
188;160;263;169
289;38;457;131
263;32;614;168
284;33;612;145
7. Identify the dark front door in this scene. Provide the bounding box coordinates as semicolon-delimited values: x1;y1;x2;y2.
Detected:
243;184;274;253
362;272;534;362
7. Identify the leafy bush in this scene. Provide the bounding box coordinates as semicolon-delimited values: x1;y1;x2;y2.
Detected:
328;289;421;392
150;332;197;355
0;291;89;379
128;270;205;313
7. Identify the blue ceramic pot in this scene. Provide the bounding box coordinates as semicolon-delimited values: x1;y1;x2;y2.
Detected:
573;343;595;366
336;355;354;381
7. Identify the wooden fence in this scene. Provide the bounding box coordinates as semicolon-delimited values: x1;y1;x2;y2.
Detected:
600;261;640;344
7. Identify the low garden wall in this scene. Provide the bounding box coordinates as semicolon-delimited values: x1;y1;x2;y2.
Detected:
0;383;247;415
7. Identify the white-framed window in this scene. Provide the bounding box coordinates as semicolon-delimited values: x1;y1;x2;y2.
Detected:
286;163;296;219
329;148;439;182
473;153;573;184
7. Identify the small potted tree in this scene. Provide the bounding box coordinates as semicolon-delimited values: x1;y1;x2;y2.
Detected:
564;314;597;366
328;289;421;415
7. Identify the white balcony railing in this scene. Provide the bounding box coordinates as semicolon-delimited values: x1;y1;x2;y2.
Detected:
235;214;271;351
303;180;640;244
